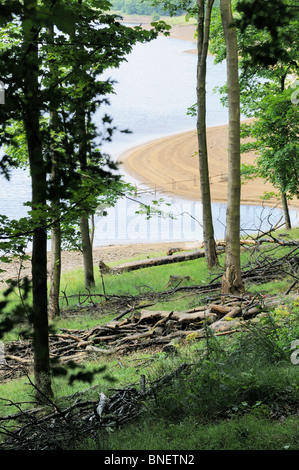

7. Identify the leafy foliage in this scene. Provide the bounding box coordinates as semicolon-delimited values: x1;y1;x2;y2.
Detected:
149;301;299;424
111;0;186;16
240;86;299;200
235;0;299;68
0;0;162;259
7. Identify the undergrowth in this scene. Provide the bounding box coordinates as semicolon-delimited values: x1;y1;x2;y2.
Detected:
104;303;299;450
0;227;298;449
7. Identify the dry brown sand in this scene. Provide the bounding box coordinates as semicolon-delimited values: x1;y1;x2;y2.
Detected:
119;124;299;209
120;14;197;44
119;16;299;209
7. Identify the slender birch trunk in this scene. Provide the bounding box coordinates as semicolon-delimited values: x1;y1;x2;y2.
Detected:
48;24;62;319
220;0;244;294
196;0;218;269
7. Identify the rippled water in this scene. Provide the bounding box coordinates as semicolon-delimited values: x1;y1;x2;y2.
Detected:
0;33;298;247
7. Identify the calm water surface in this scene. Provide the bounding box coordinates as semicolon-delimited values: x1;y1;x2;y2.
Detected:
0;34;298;247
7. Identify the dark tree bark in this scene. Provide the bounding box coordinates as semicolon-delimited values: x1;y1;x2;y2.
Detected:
23;0;53;400
281;192;292;230
76;98;95;288
49;218;61;319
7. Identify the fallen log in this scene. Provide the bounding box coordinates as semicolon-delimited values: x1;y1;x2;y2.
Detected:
5;354;32;365
136;308;217;327
116;329;155;345
86;345;115;355
110;247;225;273
209;318;243;333
210;304;231;316
221;307;242;320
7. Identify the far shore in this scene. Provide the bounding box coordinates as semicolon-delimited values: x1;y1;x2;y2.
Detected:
119;13;198;45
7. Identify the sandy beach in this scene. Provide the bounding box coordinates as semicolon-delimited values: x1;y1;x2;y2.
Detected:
119;124;299;209
117;16;299;209
120;14;197;45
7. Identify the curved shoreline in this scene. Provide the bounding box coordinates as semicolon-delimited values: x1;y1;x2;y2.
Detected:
118;124;299;209
117;17;298;210
120;14;197;44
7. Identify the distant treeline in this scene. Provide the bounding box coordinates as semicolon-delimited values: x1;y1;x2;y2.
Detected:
110;0;185;16
111;0;220;17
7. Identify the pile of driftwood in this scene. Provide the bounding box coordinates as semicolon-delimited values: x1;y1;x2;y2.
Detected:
1;292;291;383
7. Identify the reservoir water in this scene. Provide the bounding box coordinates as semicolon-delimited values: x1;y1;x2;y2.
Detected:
0;33;298;248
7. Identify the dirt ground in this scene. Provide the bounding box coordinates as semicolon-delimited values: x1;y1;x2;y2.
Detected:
0;241;200;285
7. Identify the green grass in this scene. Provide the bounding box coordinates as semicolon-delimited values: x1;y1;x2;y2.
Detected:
1;226;299;449
0;350;155;419
104;414;299;450
103;303;299;451
57;240;297;318
276;226;299;239
2;240;296;338
2;299;298;450
57;251;216;316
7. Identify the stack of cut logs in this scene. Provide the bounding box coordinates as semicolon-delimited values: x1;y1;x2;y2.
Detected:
1;294;287;380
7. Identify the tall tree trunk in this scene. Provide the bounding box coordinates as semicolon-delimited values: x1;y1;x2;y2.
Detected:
49;219;61;318
80;215;95;287
77;99;95;288
220;0;244;294
196;0;218;269
281;191;291;229
279;77;292;230
48;25;62;319
23;1;53;400
73;0;95;288
90;214;95;247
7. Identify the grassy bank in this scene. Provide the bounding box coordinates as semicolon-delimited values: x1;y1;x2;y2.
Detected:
0;227;298;450
56;226;299;318
1;296;298;450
